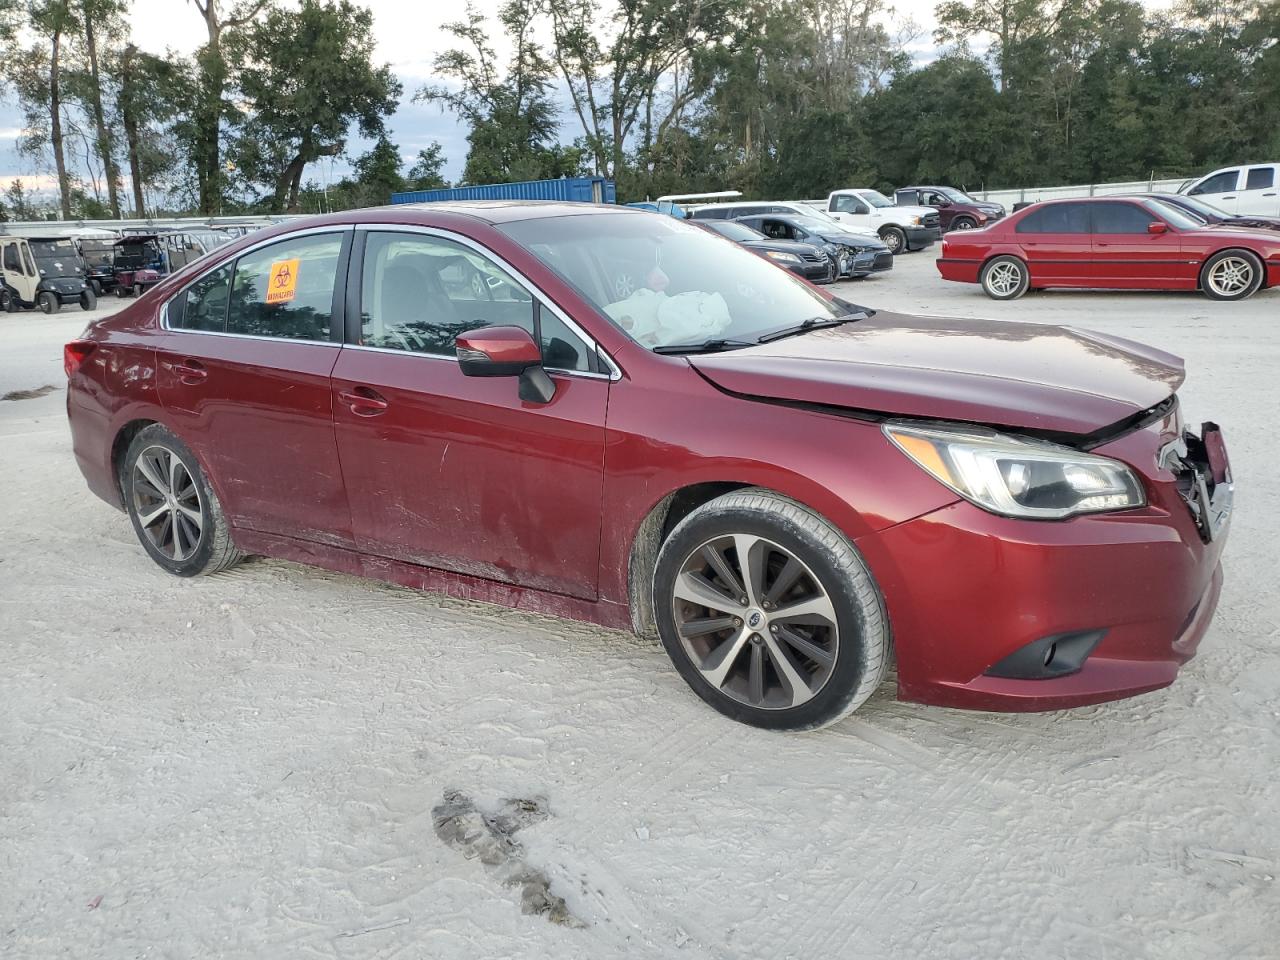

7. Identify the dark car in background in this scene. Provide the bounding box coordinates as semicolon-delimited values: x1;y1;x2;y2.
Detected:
1129;193;1280;234
696;219;835;283
78;238;118;295
895;186;1006;232
731;213;894;279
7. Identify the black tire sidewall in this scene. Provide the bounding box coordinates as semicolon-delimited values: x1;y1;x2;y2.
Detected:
39;291;59;313
80;289;97;311
653;503;881;730
1201;250;1263;301
981;255;1029;300
121;426;220;577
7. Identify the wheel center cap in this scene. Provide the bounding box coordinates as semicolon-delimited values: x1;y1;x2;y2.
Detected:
747;610;764;629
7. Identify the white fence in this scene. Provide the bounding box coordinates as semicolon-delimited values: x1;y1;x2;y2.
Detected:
974;177;1189;208
0;214;301;237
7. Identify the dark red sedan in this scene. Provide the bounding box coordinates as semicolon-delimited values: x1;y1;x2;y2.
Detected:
937;196;1280;300
66;203;1232;729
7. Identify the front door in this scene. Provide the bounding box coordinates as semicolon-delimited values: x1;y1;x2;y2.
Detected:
1187;168;1243;214
2;240;39;304
156;229;356;546
1089;202;1190;287
330;228;609;600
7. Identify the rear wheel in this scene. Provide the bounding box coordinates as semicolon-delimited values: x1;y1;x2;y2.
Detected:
122;424;243;577
879;226;906;255
115;283;129;298
1200;250;1263;301
80;288;97;311
653;488;889;730
133;282;144;298
38;291;60;314
980;255;1029;300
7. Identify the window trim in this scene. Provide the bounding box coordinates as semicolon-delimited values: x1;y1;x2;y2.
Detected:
1245;166;1276;191
161;225;352;345
345;223;621;381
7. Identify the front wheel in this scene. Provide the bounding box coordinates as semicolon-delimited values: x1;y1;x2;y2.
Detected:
80;288;97;311
115;283;129;298
653;488;890;730
980;255;1030;300
951;217;977;231
879;226;906;255
1201;250;1263;301
122;424;243;577
133;282;144;298
38;291;60;314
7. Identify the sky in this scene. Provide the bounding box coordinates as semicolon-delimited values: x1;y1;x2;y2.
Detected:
0;0;1174;206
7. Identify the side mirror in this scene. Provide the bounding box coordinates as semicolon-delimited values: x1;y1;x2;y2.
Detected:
455;325;555;403
937;200;952;208
1147;221;1168;235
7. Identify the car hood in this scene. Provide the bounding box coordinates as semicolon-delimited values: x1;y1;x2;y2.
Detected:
742;238;822;256
893;204;937;219
973;202;1005;215
688;312;1185;435
810;228;887;249
1194;223;1280;244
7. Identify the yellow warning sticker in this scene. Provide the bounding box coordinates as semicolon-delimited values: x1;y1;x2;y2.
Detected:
266;258;300;304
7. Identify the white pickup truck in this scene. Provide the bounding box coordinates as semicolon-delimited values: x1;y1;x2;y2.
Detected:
1181;163;1280;217
804;189;943;254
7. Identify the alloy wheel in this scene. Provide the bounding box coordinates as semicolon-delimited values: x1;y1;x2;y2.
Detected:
671;534;839;710
954;219;974;229
986;261;1023;296
131;444;204;561
1206;257;1255;297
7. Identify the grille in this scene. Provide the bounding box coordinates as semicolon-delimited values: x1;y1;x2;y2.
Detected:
923;213;941;229
800;251;826;263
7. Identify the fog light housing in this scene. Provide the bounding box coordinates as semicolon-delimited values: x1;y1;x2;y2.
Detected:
984;630;1106;680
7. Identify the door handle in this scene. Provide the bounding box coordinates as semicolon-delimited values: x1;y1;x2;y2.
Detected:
1221;195;1236;200
1264;192;1277;197
172;359;207;383
338;386;389;416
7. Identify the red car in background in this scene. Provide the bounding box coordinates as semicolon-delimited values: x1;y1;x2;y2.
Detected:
66;203;1232;729
937;196;1280;300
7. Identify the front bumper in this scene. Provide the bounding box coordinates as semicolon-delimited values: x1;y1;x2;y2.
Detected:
856;417;1231;711
905;225;942;250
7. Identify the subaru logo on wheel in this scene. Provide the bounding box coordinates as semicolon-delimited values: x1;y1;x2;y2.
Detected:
748;612;763;628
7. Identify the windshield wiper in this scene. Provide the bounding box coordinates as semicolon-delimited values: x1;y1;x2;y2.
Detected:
652;338;756;355
755;311;868;344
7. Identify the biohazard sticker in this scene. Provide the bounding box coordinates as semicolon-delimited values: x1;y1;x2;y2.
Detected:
266;258;300;304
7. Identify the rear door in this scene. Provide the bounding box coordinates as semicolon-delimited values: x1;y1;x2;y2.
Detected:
1089;201;1189;287
1236;166;1280;217
330;227;610;600
156;229;356;546
1187;168;1244;214
1013;203;1092;284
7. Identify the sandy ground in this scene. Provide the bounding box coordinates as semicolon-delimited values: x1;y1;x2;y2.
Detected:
2;256;1278;959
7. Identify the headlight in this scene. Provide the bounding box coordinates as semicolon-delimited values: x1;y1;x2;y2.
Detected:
908;216;922;226
884;423;1145;519
764;250;802;265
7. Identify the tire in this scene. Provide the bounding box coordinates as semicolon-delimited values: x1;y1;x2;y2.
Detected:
879;226;906;255
133;282;144;298
980;255;1030;300
121;424;243;578
115;283;129;298
652;487;890;730
80;288;97;311
0;288;14;313
1200;249;1263;301
38;291;60;314
90;278;101;296
950;217;977;231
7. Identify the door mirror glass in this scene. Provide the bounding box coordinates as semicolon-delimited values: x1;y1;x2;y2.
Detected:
456;325;542;377
1147;221;1168;235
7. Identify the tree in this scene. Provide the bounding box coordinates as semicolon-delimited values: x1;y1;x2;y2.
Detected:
115;44;190;215
23;0;78;217
419;0;575;184
185;0;268;214
406;143;449;190
77;0;126;216
228;0;401;211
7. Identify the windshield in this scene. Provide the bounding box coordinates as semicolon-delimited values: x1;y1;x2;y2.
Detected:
1164;195;1222;221
862;191;894;208
79;240;114;267
706;221;765;242
29;239;81;274
941;188;975;203
500;212;845;349
1144;199;1203;230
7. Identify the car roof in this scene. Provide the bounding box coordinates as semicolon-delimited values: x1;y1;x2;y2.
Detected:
379;200;645;224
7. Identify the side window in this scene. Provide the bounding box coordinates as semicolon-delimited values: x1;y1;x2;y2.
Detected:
1246;167;1275;190
360;231;592;372
924;192;945;206
1015;204;1090;233
21;245;36;275
1092;202;1159;234
1189;170;1239;196
2;244;18;273
171;265;232;332
226;233;342;341
833;195;861;214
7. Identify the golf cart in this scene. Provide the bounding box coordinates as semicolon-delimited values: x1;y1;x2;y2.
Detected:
112;231;208;298
1;236;96;313
78;237;119;295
